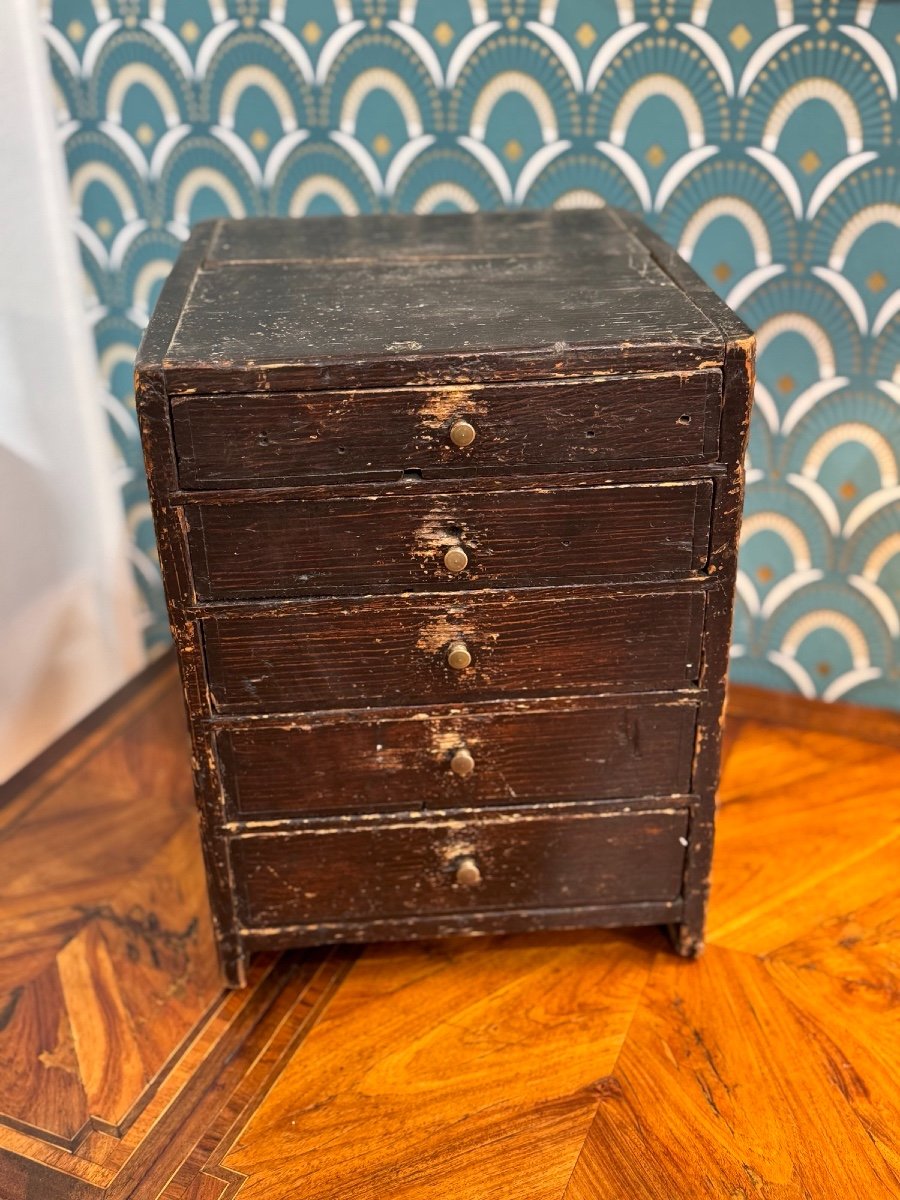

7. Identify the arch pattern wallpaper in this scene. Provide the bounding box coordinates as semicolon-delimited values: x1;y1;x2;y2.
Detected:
43;0;900;707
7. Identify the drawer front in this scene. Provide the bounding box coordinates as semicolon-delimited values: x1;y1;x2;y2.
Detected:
218;698;698;818
202;587;705;715
188;481;712;601
232;806;690;927
172;372;721;489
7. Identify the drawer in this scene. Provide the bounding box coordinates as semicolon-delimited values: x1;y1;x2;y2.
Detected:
217;697;699;818
231;805;690;928
202;587;706;715
171;371;722;489
187;480;713;601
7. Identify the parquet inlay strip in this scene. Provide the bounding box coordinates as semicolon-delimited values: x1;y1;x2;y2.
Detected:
1;667;899;1198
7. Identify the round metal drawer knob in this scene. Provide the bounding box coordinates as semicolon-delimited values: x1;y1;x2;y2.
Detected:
450;748;475;777
446;641;472;671
449;419;476;448
443;546;469;574
455;856;482;887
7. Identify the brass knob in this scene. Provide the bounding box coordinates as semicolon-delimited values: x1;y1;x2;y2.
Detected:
446;641;472;670
449;419;476;448
450;748;475;777
455;856;482;887
443;546;469;574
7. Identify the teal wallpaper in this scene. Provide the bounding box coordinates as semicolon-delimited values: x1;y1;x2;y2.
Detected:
44;0;900;706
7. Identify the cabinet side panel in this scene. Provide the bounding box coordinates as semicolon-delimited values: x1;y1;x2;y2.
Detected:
134;221;246;985
682;335;755;952
613;207;755;953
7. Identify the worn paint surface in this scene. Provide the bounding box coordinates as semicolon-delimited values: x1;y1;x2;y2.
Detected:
136;209;753;983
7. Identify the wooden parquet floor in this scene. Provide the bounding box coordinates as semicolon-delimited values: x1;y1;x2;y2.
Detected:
0;659;898;1199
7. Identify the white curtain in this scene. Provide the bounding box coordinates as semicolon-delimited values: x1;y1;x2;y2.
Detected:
0;0;145;781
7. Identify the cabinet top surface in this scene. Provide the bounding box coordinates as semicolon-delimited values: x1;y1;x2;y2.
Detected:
146;209;738;393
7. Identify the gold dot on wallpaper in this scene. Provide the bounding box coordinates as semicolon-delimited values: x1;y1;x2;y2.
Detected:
713;262;732;282
372;133;392;157
507;15;519;29
302;20;321;43
136;123;155;145
433;21;454;46
729;23;752;51
370;15;382;28
242;15;253;27
867;270;888;292
181;19;200;41
840;481;858;500
756;565;774;583
799;149;822;174
575;22;596;48
504;139;524;161
67;19;86;40
777;375;795;394
817;18;830;32
655;17;669;30
250;129;269;150
645;144;666;167
96;217;113;237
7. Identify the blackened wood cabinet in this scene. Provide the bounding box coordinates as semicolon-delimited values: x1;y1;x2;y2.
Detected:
136;209;754;986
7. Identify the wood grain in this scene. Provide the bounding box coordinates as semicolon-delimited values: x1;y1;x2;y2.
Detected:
2;667;900;1197
202;586;706;714
216;696;699;819
232;805;689;929
222;930;658;1200
564;945;900;1199
186;478;713;600
171;371;721;489
163;210;724;395
137;208;752;979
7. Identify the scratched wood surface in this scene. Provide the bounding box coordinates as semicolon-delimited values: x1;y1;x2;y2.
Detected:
185;477;713;599
171;372;722;489
1;661;898;1199
137;209;754;982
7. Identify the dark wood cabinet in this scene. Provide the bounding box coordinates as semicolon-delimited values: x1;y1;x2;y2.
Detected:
136;208;754;986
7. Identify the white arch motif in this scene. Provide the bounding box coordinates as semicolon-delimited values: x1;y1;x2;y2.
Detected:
781;610;870;667
830;203;900;271
611;75;705;149
862;533;900;581
552;189;606;210
413;183;479;213
679;196;772;266
802;422;898;487
219;66;297;132
755;312;836;378
341;68;423;138
106;63;181;127
288;175;360;216
99;341;139;381
740;512;812;569
70;162;138;219
470;71;558;143
763;79;863;154
131;258;173;312
173;168;245;224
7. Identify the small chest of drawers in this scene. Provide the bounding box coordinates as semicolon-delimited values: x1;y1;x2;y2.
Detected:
136;208;754;986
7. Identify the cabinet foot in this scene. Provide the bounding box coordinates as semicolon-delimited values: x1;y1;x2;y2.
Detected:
668;921;705;959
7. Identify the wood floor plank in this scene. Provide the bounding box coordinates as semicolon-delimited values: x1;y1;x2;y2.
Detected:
707;721;900;957
564;945;900;1199
222;931;659;1199
2;670;899;1198
767;883;900;995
